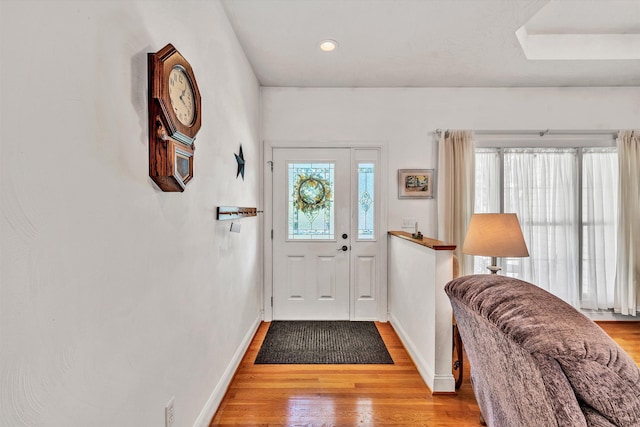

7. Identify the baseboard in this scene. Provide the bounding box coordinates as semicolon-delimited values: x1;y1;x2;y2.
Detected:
193;314;262;427
584;311;640;321
388;313;436;391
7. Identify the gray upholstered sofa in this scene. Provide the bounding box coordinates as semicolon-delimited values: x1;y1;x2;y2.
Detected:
445;274;640;427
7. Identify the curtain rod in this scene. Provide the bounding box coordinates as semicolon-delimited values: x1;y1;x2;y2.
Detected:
434;129;618;138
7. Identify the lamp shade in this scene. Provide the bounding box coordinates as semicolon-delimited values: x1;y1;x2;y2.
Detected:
462;213;529;258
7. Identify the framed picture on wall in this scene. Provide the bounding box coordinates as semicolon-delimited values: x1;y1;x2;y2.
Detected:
398;169;435;199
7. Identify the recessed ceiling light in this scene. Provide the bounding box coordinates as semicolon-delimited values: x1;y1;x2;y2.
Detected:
319;39;338;52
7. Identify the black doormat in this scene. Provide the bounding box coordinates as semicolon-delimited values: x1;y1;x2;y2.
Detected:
254;321;394;364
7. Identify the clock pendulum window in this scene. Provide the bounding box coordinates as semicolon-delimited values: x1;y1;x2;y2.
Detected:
148;43;202;192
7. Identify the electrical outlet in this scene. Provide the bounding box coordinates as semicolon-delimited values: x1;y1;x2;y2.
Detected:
165;397;175;427
401;217;417;228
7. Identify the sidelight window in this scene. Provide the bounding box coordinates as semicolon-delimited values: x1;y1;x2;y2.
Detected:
358;163;375;240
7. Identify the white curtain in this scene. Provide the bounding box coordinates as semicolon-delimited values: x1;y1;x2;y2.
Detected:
437;130;475;275
503;148;580;306
581;148;618;310
614;130;640;316
473;148;501;274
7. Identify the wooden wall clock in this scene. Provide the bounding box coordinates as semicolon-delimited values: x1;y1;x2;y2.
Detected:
148;43;202;192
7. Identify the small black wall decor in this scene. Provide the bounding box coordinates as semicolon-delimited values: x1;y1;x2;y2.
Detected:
235;145;245;180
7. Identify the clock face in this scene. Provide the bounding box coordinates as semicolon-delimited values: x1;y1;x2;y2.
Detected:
168;66;195;126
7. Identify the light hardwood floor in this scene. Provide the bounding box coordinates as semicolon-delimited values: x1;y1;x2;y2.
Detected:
210;321;640;426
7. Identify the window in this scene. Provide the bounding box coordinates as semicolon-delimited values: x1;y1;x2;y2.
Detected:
357;163;375;240
474;144;618;309
288;162;335;240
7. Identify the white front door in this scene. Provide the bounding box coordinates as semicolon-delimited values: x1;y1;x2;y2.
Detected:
271;147;384;320
273;148;350;319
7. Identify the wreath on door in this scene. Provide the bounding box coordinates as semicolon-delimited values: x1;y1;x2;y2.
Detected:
292;174;333;216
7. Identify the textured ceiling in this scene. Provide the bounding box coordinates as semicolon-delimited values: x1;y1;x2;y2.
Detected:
221;0;640;87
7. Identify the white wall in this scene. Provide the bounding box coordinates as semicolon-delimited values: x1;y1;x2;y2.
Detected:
387;235;454;392
0;1;261;426
262;87;640;239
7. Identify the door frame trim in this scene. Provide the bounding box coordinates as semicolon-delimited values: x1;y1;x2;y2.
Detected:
262;140;388;322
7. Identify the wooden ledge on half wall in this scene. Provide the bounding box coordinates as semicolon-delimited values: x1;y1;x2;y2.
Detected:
388;231;456;251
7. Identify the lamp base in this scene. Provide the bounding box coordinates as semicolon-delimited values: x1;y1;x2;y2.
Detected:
487;257;501;274
487;265;501;275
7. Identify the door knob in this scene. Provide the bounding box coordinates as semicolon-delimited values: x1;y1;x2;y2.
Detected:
337;245;349;252
342;233;348;239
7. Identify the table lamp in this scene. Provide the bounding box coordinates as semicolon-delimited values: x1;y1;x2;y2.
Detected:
462;213;529;274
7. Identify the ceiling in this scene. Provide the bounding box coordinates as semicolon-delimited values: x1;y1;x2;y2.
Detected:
221;0;640;88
